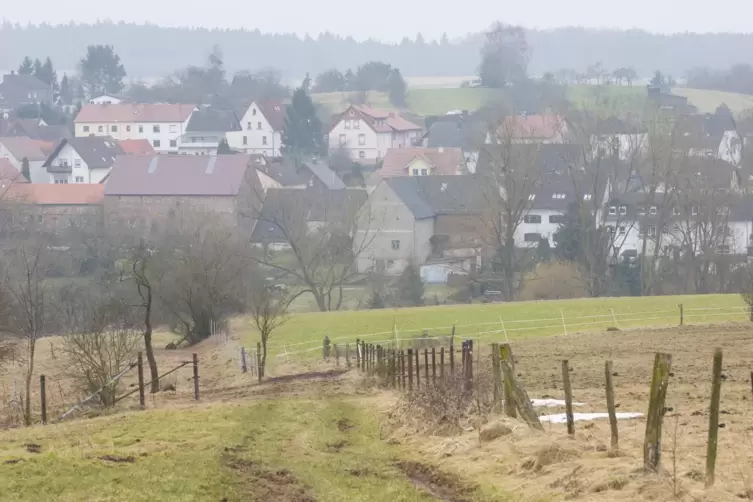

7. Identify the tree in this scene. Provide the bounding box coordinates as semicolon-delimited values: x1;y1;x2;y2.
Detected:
35;57;59;99
478;22;530;88
397;264;424;306
79;44;127;97
353;61;394;92
18;57;34;75
248;282;290;379
20;158;30;182
281;86;325;156
217;138;233;154
312;69;346;93
59;73;73;105
387;68;407;107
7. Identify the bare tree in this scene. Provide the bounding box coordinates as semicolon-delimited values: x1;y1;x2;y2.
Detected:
248;282;290;378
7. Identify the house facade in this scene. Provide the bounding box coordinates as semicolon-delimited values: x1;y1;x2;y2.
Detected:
329;105;422;163
0;136;53;183
3;183;104;233
43;136;124;184
227;101;284;157
74;104;196;154
374;147;465;182
179;108;241;156
0;74;53;112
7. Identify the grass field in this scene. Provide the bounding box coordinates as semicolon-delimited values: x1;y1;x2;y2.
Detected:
670;87;753;114
238;294;749;361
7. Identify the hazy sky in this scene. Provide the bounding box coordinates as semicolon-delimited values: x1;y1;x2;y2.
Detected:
4;1;753;42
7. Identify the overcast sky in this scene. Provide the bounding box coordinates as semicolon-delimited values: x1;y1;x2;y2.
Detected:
4;1;753;42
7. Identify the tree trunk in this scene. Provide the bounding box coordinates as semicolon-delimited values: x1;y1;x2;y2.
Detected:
23;340;35;426
143;286;159;393
261;336;268;378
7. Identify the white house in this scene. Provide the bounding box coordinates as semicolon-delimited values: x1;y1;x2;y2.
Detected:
227;101;284;157
329;105;422;163
74;103;196;154
0;136;52;183
89;95;123;105
43;136;124;184
178;108;241;156
674;114;742;165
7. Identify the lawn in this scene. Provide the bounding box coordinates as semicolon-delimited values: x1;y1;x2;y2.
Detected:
671;87;753;114
239;293;749;361
0;396;506;501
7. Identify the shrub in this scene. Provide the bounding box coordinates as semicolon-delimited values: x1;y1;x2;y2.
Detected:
519;262;587;301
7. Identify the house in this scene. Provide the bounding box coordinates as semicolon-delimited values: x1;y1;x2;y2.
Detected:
74;103;196;154
0;74;53;111
43;136;124;184
227;101;284;157
118;139;155;155
258;157;346;192
250;186;367;250
490;114;567;144
567;113;648;161
673;114;741;164
329;105;422;163
2;183;104;233
0;136;54;183
0;117;71;143
476;143;585;176
373;147;466;182
179;108;241;155
421;116;486;173
89;95;123;105
515;168;611;248
103;154;277;234
357;175;486;275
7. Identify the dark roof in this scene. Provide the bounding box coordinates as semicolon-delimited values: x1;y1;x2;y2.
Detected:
185;108;242;132
385;175;485;219
567;112;647;135
2;74;49;91
529;167;609;211
257;101;285;131
303;160;346;190
259;158;308;186
423;120;485;150
250;187;367;243
104;154;256;196
477;143;585;175
673;114;737;150
44;136;124;170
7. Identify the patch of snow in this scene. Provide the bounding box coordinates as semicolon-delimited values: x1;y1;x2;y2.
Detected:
539;412;643;424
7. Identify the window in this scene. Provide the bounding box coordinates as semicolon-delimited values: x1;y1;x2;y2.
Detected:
583;194;592;201
345;120;352;130
74;159;81;168
75;176;84;183
339;134;346;146
111;125;118;132
262;136;267;145
549;215;566;224
257;122;262;130
139;125;144;133
524;215;542;224
717;206;729;216
619;206;627;216
82;125;90;133
412;169;419;176
607;225;615;234
528;194;536;201
524;233;541;242
619;226;626;235
170;139;177;148
353;121;360;129
691;205;699;216
639;206;646;215
247;122;252;130
252;108;257;116
243;136;248;145
359;151;365;159
608;206;617;216
54;178;68;184
358;134;365;146
153;125;160;133
126;125;131;132
649;206;657;215
672;207;680;216
420;169;428;175
391;240;400;250
169;124;177;133
551;193;566;199
647;225;656;237
153;140;161;148
98;125;103;132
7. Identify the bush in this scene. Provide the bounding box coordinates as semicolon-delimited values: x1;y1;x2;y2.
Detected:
519;262;587;301
397;264;424;307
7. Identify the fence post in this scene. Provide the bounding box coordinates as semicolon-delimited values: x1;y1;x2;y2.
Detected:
491;343;502;411
679;304;684;326
440;347;445;380
449;340;455;375
356;339;361;368
560;309;568;336
466;339;474;390
561;360;575;436
500;344;517;418
345;344;351;368
605;360;619;450
39;375;47;425
424;349;429;382
644;352;672;471
431;348;436;384
415;349;421;390
400;350;406;390
192;353;199;401
137;352;145;409
257;342;263;382
240;347;247;373
610;308;620;330
407;349;414;391
499;358;544;431
334;344;340;367
706;348;723;488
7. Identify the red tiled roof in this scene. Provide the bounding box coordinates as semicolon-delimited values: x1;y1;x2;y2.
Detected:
379;148;465;178
256;101;285;131
332;105;421;134
0;136;52;161
75;104;196;123
5;183;104;205
118;139;155;155
499;115;565;140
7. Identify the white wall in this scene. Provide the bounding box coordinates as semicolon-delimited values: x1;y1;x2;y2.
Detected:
0;143;46;183
227;103;282;157
514;209;565;247
592;133;648;161
75;118;190;154
329;117;381;161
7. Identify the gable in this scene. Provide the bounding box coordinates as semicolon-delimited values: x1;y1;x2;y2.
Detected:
406;156;434;173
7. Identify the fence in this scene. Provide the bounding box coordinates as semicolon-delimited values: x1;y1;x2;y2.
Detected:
271;304;753;360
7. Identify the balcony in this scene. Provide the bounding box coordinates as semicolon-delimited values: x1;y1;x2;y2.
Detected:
47;162;72;173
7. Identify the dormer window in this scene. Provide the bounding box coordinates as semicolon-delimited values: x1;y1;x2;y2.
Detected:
252;108;257;116
649;206;657;215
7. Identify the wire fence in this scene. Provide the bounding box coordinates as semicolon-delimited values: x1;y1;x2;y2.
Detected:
271;304;753;359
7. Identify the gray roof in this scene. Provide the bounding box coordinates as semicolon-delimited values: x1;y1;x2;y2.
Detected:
1;74;50;91
185;108;242;132
477;143;585;175
304;160;346;190
386;175;485;219
45;136;124;170
423;120;484;150
104;154;255;196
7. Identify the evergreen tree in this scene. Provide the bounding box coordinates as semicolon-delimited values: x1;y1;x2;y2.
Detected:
32;59;43;77
18;57;34;75
216;138;233;154
35;57;59;100
79;44;127;97
387;68;407;107
397;264;424;307
281;86;325;156
21;158;30;182
59;74;72;104
537;237;552;263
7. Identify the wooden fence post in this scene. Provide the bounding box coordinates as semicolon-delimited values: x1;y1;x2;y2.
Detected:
356;339;361;368
334;344;340;367
240;347;247;373
706;348;723;488
192;353;200;401
440;347;445;380
431;348;436;384
679;304;684;326
449;341;455;375
257;342;263;382
407;349;414;391
400;350;406;390
415;349;421;389
424;349;429;382
39;375;47;425
562;360;575;436
605;360;619;450
644;352;672;471
491;343;502;411
346;344;351;368
499;359;543;431
466;340;474;390
500;344;517;418
137;352;145;409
